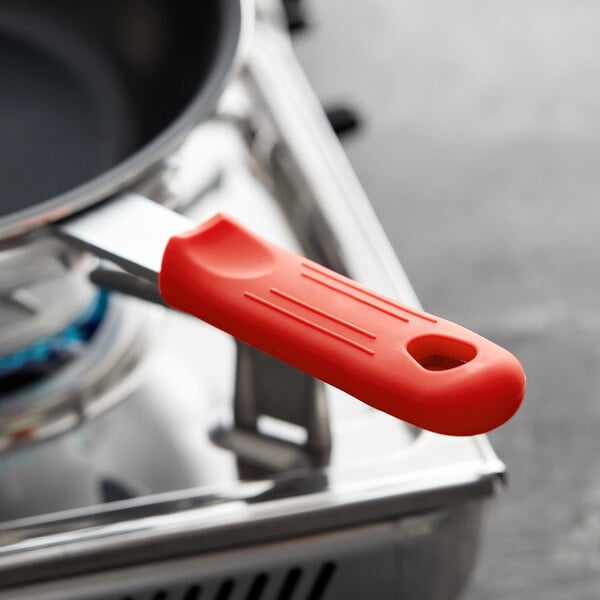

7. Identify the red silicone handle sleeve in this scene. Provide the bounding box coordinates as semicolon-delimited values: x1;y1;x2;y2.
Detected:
158;214;525;435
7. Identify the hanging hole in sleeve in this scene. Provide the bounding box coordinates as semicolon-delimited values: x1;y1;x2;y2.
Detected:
407;335;476;371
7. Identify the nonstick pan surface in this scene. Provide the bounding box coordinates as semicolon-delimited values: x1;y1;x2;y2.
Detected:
0;0;244;241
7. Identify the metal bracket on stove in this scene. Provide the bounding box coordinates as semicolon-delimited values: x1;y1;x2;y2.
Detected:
213;342;331;477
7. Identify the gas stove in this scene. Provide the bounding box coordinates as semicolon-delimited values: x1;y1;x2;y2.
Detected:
0;6;505;599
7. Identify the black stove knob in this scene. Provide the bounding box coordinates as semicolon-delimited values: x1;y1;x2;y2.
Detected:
324;104;362;138
281;0;309;32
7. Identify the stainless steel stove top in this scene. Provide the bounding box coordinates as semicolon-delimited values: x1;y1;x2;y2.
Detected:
0;7;505;599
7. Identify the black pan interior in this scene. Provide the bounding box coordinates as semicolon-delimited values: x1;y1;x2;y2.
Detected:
0;0;227;220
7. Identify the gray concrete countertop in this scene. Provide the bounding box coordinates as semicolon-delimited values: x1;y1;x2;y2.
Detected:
294;2;600;598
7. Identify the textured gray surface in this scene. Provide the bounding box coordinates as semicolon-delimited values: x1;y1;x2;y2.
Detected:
294;2;600;599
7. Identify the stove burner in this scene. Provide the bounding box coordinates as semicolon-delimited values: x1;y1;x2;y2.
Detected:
0;290;108;393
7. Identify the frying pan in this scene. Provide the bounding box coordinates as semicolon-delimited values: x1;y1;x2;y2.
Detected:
0;0;525;436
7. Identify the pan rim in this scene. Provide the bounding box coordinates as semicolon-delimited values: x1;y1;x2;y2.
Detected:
0;0;250;244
